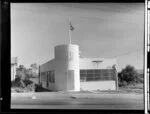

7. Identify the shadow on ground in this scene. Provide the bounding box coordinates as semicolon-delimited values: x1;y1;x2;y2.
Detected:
35;85;55;92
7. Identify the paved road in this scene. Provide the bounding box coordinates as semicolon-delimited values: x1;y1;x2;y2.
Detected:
11;92;144;109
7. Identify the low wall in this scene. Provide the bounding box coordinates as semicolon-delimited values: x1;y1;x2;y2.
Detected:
80;81;116;91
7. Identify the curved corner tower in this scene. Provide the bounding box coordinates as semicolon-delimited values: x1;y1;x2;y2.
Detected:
54;44;80;91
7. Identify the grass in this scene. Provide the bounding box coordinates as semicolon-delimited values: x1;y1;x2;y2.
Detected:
119;83;143;94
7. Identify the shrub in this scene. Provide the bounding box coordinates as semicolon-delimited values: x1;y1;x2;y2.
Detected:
118;65;142;87
23;79;33;87
11;77;35;92
11;77;25;88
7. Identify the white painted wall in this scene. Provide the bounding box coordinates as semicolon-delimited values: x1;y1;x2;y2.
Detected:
67;44;80;91
80;81;116;91
40;59;55;72
54;45;69;91
54;44;80;91
40;59;55;90
80;58;117;70
80;58;117;91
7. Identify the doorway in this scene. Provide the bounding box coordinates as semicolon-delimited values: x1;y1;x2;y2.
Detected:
67;70;74;90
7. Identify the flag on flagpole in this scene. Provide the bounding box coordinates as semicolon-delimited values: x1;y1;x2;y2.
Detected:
70;22;75;31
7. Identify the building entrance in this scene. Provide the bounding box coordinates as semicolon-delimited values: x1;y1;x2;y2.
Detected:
67;70;74;90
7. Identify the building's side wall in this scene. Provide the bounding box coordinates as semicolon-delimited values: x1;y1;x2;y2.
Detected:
54;45;69;91
80;81;116;91
80;58;117;91
40;59;55;90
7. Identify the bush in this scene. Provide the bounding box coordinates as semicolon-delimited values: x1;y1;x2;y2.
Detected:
11;77;35;92
119;81;128;87
23;79;33;87
11;77;25;88
26;83;35;92
118;65;142;87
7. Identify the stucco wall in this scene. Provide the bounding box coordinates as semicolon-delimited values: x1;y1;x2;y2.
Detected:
40;59;55;72
40;59;55;90
54;44;80;91
67;44;80;91
80;58;117;70
80;81;116;91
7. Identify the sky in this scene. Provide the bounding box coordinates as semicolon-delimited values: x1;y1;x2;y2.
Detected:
11;3;144;71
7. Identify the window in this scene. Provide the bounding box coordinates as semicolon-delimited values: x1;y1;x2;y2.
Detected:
51;71;54;83
95;70;100;74
80;69;116;82
47;70;55;83
80;70;86;74
49;71;51;82
87;70;93;74
41;72;46;81
95;74;100;80
49;71;52;82
53;71;55;83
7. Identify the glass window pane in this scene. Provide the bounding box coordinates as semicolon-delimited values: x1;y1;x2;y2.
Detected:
104;70;108;76
95;76;100;80
95;70;100;74
53;71;55;83
80;74;86;78
86;77;94;81
95;74;100;77
87;73;94;78
80;70;86;74
87;70;93;74
49;71;51;82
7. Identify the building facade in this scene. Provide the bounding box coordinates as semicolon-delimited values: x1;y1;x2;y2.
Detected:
39;44;118;91
11;57;18;81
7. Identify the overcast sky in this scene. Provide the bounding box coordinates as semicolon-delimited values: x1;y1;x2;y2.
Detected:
11;3;144;71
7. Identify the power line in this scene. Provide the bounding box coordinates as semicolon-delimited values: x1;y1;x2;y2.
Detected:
109;48;143;58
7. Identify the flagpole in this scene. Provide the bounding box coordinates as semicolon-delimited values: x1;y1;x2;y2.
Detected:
69;16;72;44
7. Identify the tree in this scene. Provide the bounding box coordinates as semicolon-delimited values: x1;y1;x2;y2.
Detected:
16;65;26;80
118;65;139;85
30;63;38;73
12;64;35;92
30;63;38;78
25;68;33;79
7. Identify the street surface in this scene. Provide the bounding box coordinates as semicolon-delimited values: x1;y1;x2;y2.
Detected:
11;92;144;109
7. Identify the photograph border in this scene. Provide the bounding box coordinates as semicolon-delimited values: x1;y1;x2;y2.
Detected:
0;0;148;113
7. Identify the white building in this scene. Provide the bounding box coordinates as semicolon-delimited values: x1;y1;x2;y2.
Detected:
39;44;118;91
11;57;18;81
